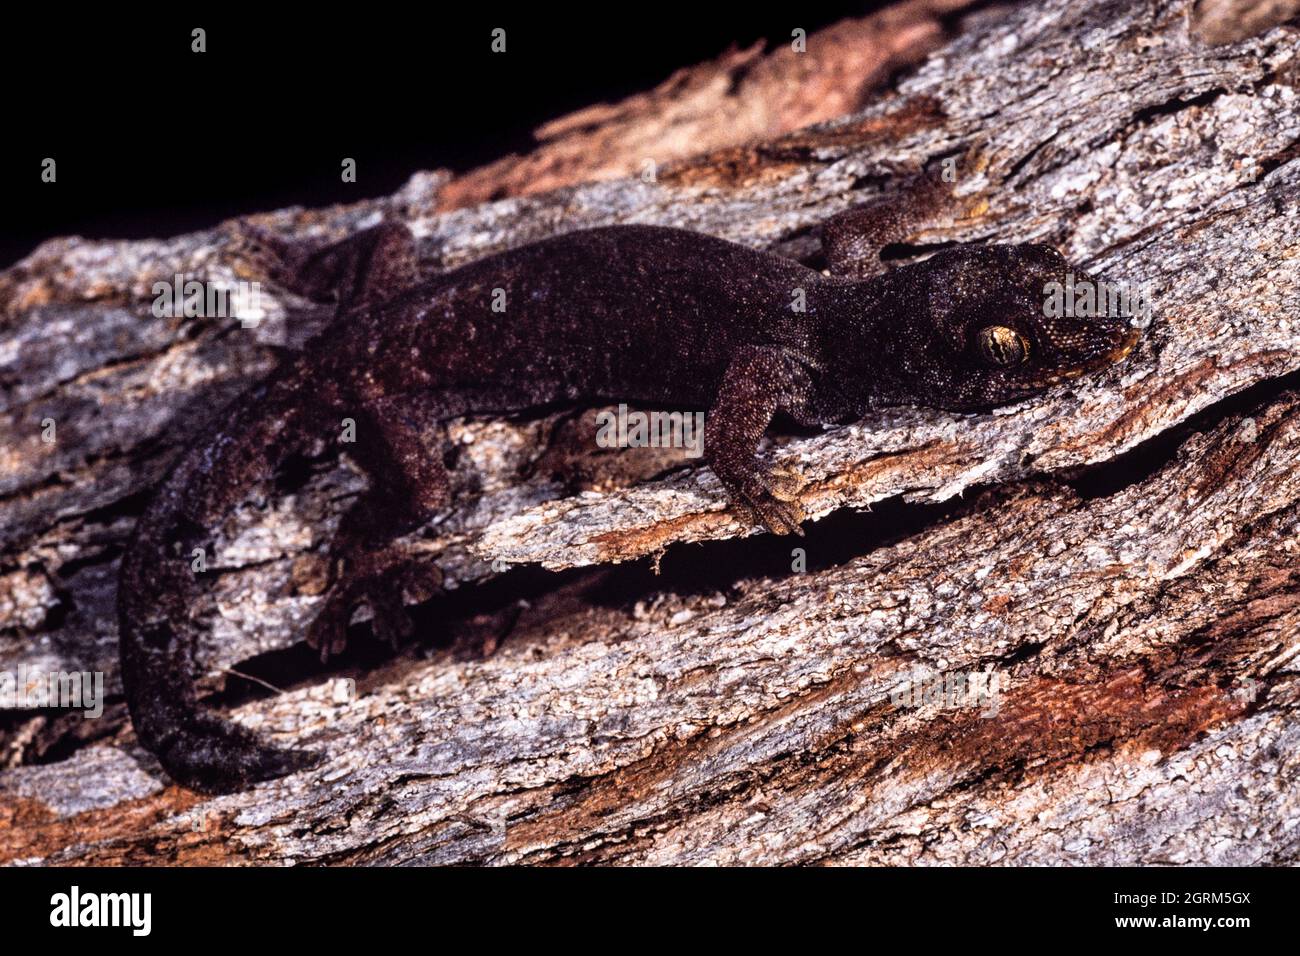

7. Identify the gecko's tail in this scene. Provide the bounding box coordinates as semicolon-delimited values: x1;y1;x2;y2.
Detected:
119;669;322;794
118;598;323;793
117;367;330;794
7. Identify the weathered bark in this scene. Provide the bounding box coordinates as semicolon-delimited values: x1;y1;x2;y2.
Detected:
2;0;1299;865
433;0;980;210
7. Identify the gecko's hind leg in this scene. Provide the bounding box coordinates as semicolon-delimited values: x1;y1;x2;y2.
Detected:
819;170;958;281
235;219;419;311
307;397;451;661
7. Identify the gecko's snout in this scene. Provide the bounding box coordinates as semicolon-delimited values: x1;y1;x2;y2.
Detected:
1110;324;1142;363
1050;319;1142;379
1061;302;1147;375
1012;251;1150;388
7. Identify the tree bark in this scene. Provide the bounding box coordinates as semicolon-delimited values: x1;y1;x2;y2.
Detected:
2;0;1299;864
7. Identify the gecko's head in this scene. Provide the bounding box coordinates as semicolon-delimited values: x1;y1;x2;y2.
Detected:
881;244;1141;411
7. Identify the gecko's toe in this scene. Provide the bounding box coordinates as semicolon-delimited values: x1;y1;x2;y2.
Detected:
729;467;807;535
305;595;352;663
368;560;443;648
306;564;430;660
765;465;805;502
758;497;807;536
730;486;806;536
394;559;445;605
367;576;414;650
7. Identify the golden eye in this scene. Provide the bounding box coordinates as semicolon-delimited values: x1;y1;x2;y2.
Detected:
976;326;1030;367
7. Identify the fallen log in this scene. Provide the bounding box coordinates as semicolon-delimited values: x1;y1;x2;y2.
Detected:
1;0;1298;864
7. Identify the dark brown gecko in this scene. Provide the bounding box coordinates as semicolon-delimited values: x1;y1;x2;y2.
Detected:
117;180;1140;793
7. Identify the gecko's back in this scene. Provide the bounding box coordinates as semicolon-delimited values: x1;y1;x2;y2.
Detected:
305;224;823;412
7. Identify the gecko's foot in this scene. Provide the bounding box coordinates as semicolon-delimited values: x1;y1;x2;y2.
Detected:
230;219;419;310
153;711;322;795
229;222;304;291
729;465;807;536
306;560;442;661
306;573;409;661
228;221;339;303
764;465;804;502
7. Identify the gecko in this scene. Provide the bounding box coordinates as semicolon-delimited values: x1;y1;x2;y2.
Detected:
117;178;1141;793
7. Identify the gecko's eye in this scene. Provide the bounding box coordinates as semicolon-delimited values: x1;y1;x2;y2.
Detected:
975;325;1030;367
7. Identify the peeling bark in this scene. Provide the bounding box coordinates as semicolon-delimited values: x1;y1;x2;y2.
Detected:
434;0;981;209
2;0;1299;865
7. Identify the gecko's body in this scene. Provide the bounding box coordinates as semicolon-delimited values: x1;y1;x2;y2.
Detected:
118;191;1139;793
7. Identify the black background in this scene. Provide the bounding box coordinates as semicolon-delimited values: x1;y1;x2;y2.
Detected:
0;4;892;268
1;864;1278;938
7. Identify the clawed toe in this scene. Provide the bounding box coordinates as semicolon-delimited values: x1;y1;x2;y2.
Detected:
729;465;806;536
305;591;353;663
752;495;806;536
304;561;439;661
393;560;444;604
366;580;414;649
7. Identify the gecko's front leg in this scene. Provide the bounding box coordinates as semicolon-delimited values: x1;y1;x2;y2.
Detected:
705;345;812;536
